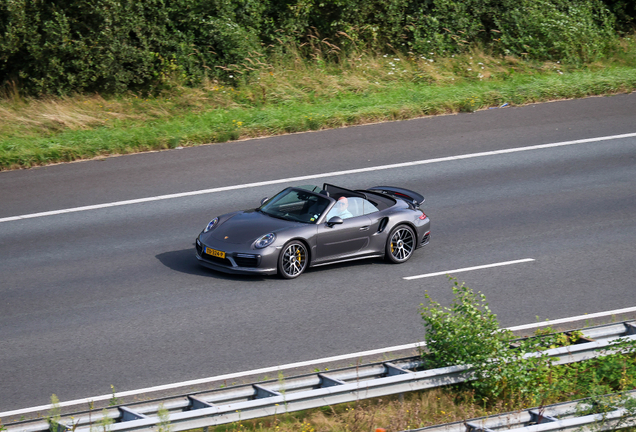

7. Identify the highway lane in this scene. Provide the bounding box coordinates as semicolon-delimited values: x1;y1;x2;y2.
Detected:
2;92;636;218
1;95;636;411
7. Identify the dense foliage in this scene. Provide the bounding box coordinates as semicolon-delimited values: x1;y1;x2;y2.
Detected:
419;279;553;401
1;0;633;95
420;278;636;405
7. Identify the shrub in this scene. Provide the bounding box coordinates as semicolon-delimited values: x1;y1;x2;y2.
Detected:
602;0;636;32
494;0;618;63
0;0;265;95
0;0;185;95
0;0;629;95
419;278;553;403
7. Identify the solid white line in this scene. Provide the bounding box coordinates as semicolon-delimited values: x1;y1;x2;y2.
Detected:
2;132;636;224
507;306;636;331
3;305;635;418
403;258;536;280
0;342;426;417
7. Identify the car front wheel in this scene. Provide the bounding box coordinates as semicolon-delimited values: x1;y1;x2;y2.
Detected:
386;225;415;263
278;241;308;279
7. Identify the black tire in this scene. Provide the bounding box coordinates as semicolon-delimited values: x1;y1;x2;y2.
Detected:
385;225;416;264
278;241;308;279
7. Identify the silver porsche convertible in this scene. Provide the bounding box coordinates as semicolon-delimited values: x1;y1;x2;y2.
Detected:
195;183;430;279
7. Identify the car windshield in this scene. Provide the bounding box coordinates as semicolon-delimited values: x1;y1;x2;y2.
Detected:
259;188;331;223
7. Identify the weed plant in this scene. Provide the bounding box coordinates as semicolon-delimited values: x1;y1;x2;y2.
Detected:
45;394;61;432
157;405;173;432
1;36;636;170
93;409;114;432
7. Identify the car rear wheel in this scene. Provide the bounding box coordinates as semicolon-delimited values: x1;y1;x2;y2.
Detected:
386;225;415;263
278;241;308;279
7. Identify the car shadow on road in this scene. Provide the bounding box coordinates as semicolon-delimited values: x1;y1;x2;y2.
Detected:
155;248;269;282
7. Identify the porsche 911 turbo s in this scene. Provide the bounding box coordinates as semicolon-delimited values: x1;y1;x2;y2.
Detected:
195;183;430;279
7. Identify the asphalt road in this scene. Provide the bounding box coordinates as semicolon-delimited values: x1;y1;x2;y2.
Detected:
1;93;635;412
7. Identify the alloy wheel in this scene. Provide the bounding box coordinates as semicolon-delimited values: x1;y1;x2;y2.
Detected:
280;242;308;278
388;226;415;263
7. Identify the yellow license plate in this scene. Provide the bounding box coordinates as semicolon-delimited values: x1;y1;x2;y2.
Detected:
205;247;225;259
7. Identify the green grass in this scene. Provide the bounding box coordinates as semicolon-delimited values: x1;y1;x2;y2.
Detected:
1;40;636;170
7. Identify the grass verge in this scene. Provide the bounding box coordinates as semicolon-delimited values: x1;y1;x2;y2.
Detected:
1;40;635;171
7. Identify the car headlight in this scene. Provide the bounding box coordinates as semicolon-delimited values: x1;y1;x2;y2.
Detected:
255;233;276;249
204;217;219;233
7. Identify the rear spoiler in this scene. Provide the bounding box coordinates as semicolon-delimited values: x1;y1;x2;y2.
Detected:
368;186;425;207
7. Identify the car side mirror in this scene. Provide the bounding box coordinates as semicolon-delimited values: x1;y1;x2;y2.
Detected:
260;197;269;205
327;216;343;227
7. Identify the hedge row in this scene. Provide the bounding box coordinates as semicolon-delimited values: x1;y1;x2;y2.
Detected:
1;0;634;95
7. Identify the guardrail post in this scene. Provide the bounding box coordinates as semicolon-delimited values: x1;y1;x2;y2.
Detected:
465;422;495;432
529;409;558;424
48;421;68;432
187;396;215;410
566;331;594;343
384;362;411;403
626;322;636;335
318;374;346;388
384;362;410;376
253;384;282;399
118;407;148;422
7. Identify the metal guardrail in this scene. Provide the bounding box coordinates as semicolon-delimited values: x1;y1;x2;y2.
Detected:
410;390;636;432
4;321;636;432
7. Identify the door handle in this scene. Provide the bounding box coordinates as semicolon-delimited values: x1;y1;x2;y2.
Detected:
360;226;370;231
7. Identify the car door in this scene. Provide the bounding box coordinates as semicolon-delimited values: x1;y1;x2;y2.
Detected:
314;214;373;262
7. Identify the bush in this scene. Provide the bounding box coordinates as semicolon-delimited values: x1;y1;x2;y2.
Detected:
602;0;636;32
419;279;553;403
0;0;630;95
419;279;506;369
0;0;185;95
419;278;636;406
0;0;266;95
166;0;267;82
494;0;618;63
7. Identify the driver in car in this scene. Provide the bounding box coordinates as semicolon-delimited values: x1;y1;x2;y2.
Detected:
331;196;353;219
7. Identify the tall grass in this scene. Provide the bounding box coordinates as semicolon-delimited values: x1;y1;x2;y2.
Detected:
1;37;635;170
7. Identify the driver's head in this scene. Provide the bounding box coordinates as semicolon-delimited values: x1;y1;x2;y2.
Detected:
336;196;348;210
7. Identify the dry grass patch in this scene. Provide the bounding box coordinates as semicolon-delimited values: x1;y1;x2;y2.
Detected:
0;94;133;137
201;387;541;432
0;48;614;139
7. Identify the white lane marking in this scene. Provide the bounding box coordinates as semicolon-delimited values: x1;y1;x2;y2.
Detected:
0;342;426;416
507;306;636;331
2;132;636;224
2;305;635;417
403;258;536;280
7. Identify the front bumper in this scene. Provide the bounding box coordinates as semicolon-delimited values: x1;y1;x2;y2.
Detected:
195;237;279;276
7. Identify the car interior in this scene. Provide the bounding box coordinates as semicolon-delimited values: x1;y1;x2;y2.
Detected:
322;183;395;217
